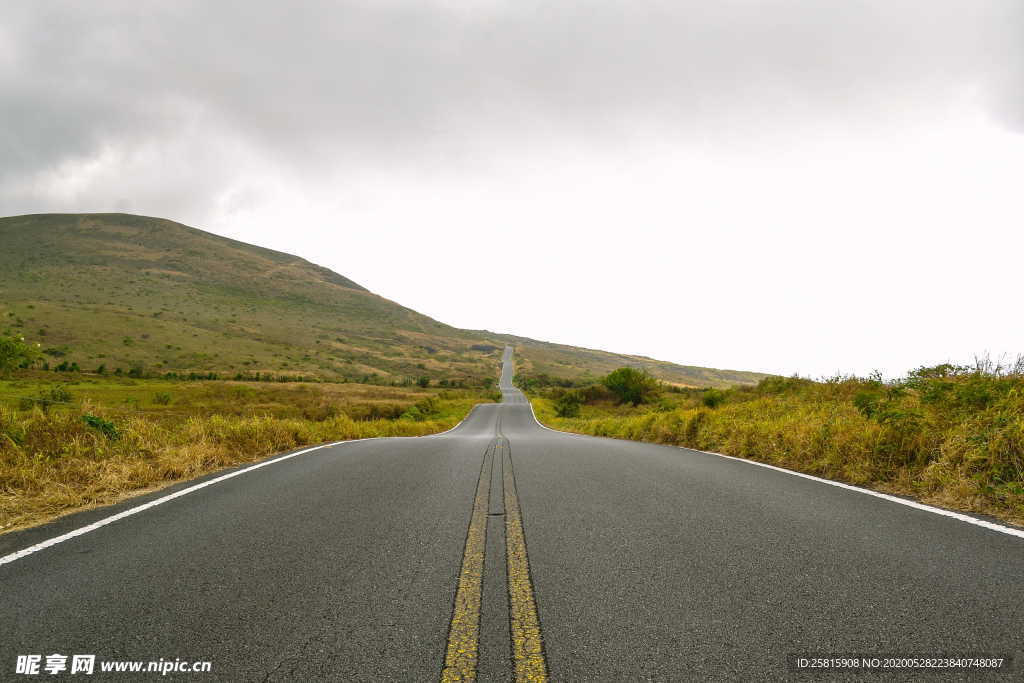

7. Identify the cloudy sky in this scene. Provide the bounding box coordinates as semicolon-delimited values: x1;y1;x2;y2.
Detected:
2;1;1021;378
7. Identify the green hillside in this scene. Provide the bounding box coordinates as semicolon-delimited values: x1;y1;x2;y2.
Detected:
0;213;770;387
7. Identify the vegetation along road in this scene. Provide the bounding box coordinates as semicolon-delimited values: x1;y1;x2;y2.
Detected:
1;348;1023;680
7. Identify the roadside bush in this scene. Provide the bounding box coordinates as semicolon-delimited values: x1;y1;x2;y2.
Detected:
402;395;441;421
702;389;727;408
554;391;583;418
602;367;662;406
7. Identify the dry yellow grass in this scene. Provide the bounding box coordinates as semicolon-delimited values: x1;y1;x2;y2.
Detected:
0;393;486;533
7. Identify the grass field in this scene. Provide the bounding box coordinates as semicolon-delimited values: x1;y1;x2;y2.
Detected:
0;373;474;421
0;375;495;533
528;360;1024;526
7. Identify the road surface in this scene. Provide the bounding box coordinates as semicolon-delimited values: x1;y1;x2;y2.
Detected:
2;347;1023;680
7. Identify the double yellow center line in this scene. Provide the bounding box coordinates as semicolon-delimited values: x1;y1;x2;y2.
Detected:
440;441;494;681
502;441;548;681
441;433;548;681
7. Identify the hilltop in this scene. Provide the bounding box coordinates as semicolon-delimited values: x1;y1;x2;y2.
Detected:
0;213;770;387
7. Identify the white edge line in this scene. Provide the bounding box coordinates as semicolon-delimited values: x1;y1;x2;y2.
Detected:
0;440;369;567
523;397;1024;541
525;396;584;438
1;402;488;568
693;448;1024;539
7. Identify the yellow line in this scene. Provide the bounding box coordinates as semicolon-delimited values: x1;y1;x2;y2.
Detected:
502;443;549;682
441;445;493;682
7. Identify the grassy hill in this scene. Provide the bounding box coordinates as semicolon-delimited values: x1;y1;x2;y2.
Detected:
0;213;770;388
492;332;770;388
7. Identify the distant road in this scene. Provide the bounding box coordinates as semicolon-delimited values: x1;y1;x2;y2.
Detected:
2;347;1023;679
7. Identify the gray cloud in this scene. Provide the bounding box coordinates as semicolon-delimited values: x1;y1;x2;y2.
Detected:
1;0;1020;217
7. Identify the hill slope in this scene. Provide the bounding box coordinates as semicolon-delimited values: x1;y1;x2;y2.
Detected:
0;213;770;387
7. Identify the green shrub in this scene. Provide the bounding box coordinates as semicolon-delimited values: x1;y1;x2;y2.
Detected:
602;367;662;406
82;414;120;440
702;389;727;408
554;391;583;418
153;392;172;405
402;395;440;421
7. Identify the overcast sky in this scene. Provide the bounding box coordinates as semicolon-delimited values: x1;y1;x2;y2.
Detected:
2;1;1021;378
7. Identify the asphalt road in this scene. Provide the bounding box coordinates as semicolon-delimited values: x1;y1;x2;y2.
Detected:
2;346;1023;680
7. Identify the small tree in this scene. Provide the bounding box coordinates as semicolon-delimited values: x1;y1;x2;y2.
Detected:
0;335;41;375
602;367;661;406
417;376;430;388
